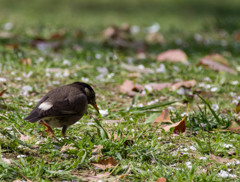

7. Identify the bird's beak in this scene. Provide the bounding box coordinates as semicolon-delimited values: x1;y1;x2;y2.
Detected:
93;103;100;113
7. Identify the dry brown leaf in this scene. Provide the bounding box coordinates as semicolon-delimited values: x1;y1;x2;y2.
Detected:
92;145;103;154
92;157;118;170
60;144;76;153
201;54;230;66
211;154;238;163
91;145;104;160
119;80;143;96
145;32;165;44
0;32;15;39
160;114;187;133
156;177;166;182
148;83;171;91
171;80;196;91
78;171;111;181
152;109;172;125
4;43;19;50
198;55;237;75
1;158;13;164
20;58;32;66
50;30;66;40
224;121;240;133
103;26;119;39
0;89;7;97
234;30;240;41
236;102;240;113
157;49;188;64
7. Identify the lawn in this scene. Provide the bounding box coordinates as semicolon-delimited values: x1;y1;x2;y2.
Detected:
0;0;240;181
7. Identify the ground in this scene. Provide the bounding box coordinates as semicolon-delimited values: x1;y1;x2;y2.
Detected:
0;0;240;181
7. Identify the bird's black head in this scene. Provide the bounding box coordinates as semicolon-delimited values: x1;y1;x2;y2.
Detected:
72;82;99;113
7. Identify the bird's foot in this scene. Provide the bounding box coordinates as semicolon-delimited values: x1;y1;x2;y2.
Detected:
41;123;54;137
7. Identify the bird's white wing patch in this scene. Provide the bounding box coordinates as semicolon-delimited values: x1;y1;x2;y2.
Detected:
38;102;53;111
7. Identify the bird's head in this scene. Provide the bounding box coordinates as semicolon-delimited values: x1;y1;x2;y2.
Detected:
73;82;99;113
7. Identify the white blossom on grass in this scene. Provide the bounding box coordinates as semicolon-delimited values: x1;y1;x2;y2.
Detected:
223;144;233;149
81;77;90;82
231;80;239;85
189;146;197;151
130;25;140;34
3;22;13;30
17;155;26;158
99;109;108;116
63;59;71;66
217;170;237;178
199;157;207;161
210;87;218;92
0;77;7;82
156;64;166;73
185;162;192;169
211;104;219;111
20;85;33;96
146;23;160;33
95;54;102;60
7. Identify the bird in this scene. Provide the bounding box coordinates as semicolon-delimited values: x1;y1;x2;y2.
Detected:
24;82;99;137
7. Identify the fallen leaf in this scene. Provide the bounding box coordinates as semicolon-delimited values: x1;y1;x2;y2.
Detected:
20;58;32;66
148;83;171;91
128;72;141;78
61;144;76;153
31;37;61;51
234;30;240;41
162;114;186;133
4;43;19;50
198;55;237;75
211;154;238;164
225;121;240;133
103;25;119;39
171;80;196;91
152;109;172;125
156;177;166;182
92;145;103;154
157;49;188;64
200;54;229;66
0;32;15;39
92;157;118;170
50;30;66;40
78;171;111;181
0;89;7;97
145;32;165;44
119;80;143;96
20;134;31;141
1;158;13;164
91;145;104;160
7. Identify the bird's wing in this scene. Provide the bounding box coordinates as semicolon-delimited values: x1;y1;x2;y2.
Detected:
24;94;88;123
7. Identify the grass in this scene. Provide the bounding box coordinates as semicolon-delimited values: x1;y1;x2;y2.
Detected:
1;0;240;181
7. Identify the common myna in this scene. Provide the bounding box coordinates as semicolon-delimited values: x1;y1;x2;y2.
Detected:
24;82;99;137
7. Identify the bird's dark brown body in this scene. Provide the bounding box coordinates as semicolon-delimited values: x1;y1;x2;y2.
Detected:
24;82;99;137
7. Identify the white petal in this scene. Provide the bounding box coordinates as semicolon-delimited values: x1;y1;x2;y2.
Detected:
39;102;53;111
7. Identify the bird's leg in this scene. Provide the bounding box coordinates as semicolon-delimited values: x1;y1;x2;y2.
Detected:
61;126;68;137
41;123;54;137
